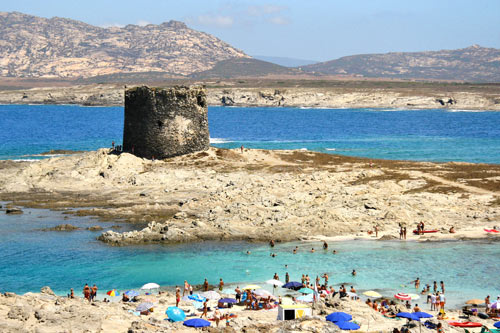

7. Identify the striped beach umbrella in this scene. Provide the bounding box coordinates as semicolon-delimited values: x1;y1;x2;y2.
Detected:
394;293;411;301
106;289;120;296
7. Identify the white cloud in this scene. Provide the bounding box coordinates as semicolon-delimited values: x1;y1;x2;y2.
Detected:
136;20;151;27
246;5;287;16
188;15;234;28
268;16;291;25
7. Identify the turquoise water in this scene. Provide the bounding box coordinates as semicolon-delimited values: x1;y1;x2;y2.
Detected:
1;105;499;163
0;207;498;308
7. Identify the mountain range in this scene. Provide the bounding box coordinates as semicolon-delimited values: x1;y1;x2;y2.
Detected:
301;45;500;82
0;11;247;78
1;11;500;82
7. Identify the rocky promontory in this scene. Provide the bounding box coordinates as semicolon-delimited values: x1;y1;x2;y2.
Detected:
0;148;498;245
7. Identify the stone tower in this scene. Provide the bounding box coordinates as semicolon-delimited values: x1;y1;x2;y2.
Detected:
123;86;209;159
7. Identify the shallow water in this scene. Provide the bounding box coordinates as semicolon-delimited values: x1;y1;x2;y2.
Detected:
0;208;498;309
1;105;499;163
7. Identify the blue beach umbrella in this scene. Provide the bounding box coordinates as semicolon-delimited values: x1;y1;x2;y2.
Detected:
166;306;186;322
494;322;500;329
335;321;361;330
188;294;206;302
124;290;139;297
298;287;314;294
219;298;237;304
282;281;303;290
396;312;420;321
413;312;433;319
297;294;314;303
326;312;353;322
183;318;210;327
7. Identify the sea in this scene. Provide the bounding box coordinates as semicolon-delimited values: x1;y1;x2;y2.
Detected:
0;104;499;308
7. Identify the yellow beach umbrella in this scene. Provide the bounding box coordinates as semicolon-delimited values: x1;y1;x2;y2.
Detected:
465;299;484;304
363;291;382;298
242;284;261;290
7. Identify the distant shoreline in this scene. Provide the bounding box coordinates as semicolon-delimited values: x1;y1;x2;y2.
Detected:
1;82;499;110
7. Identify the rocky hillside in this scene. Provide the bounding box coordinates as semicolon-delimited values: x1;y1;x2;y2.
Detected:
302;45;500;82
0;11;247;78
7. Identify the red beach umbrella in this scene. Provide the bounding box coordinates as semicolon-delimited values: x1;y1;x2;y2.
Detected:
394;293;411;301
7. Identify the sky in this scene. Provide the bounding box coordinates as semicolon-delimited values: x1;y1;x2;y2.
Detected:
2;0;500;62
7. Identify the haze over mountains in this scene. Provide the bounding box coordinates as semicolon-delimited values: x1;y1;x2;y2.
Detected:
1;11;500;82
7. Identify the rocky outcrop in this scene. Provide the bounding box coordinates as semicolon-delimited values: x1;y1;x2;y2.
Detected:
5;208;23;214
123;86;209;159
41;224;80;231
0;84;499;110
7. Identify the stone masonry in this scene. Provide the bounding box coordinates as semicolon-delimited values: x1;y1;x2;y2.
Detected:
123;86;209;159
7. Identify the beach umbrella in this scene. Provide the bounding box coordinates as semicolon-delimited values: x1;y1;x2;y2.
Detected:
254;289;273;297
242;284;261;290
266;279;284;287
141;283;160;290
490;301;500;309
166;306;186;322
282;281;303;290
466;299;484;305
493;322;500;329
334;321;361;330
192;301;204;309
396;312;420;321
326;312;353;323
183;318;210;328
106;289;119;296
413;312;433;319
408;293;420;300
395;293;412;301
136;302;154;312
219;298;237;304
297;294;314;303
201;291;221;300
363;291;382;298
298;287;314;294
124;290;139;297
188;294;206;302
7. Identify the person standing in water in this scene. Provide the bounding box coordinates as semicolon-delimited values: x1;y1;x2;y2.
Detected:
440;281;445;293
285;272;290;284
323;241;328;250
203;278;209;291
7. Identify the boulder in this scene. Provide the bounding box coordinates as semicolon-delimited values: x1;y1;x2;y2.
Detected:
6;208;23;214
7;305;32;321
86;225;103;231
42;224;80;231
40;286;55;296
